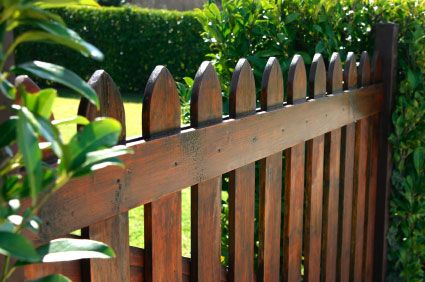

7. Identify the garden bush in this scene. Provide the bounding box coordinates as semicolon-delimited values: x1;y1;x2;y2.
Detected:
196;0;425;280
16;6;208;93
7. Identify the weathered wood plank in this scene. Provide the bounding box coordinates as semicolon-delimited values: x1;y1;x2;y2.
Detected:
346;52;368;282
190;62;222;282
78;70;130;282
303;53;326;282
38;84;384;240
358;51;378;282
258;57;283;282
283;55;306;282
337;52;356;282
228;59;256;282
142;66;182;282
321;53;343;282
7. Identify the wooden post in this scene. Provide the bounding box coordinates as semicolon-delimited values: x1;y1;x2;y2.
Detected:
373;23;399;282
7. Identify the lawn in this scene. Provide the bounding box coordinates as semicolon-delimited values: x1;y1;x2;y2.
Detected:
53;91;192;257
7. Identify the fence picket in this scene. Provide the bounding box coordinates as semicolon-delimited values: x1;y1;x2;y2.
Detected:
142;66;182;282
334;52;355;282
258;57;283;282
346;52;368;282
322;53;343;282
78;70;130;282
361;52;378;282
228;58;256;282
190;62;223;282
303;54;325;282
283;55;306;282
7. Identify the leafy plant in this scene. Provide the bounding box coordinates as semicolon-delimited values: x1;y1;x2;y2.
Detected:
0;0;132;281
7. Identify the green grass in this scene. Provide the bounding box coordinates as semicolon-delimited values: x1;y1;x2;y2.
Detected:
53;92;192;257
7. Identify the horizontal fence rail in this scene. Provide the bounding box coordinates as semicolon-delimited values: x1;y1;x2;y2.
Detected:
20;23;398;282
38;84;383;240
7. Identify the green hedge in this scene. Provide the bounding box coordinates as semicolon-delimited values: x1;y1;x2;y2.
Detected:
16;6;208;93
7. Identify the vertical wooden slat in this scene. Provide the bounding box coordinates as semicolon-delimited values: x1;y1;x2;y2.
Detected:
303;53;325;282
321;53;342;282
361;52;378;282
283;55;306;282
142;66;182;282
190;62;222;282
258;57;283;282
335;52;355;282
373;23;398;282
346;52;368;282
78;70;130;282
228;58;256;282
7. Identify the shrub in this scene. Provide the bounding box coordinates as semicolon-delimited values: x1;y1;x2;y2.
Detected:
196;0;425;279
16;6;208;93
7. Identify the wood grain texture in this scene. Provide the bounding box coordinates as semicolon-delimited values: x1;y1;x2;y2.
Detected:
190;62;222;282
258;57;283;282
345;52;367;282
321;53;343;282
359;52;377;282
228;59;256;282
303;53;325;282
334;52;356;282
78;70;126;141
321;128;341;282
283;55;306;282
142;66;182;282
77;70;130;282
38;84;384;241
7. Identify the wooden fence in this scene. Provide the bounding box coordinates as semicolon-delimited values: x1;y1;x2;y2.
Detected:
20;23;398;282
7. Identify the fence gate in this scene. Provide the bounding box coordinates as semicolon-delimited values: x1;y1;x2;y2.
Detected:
14;23;398;282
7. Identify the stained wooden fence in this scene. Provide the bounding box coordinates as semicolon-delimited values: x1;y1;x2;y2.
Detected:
19;23;398;282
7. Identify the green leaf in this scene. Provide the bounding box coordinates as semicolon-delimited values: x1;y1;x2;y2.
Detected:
72;146;133;177
413;147;425;174
27;21;103;61
21;88;57;119
0;118;17;148
17;107;42;202
28;274;71;282
285;12;300;24
17;238;115;266
13;61;99;108
0;231;39;261
52;116;89;127
7;31;102;61
0;77;16;99
18;106;63;158
63;118;122;172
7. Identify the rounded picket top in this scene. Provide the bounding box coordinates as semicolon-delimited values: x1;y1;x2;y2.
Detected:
371;51;383;83
191;61;222;127
142;66;180;139
326;52;343;94
343;52;357;90
308;53;326;99
261;57;284;111
79;70;126;141
230;58;256;118
15;75;40;94
287;54;307;104
358;51;371;87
